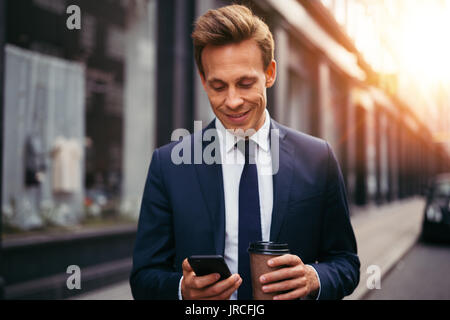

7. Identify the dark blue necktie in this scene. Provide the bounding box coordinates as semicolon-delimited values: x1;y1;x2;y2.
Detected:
237;139;262;300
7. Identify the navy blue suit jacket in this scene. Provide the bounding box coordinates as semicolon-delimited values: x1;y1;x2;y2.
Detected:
130;118;360;300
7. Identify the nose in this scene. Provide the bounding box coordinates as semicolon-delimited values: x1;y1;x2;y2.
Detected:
225;87;244;110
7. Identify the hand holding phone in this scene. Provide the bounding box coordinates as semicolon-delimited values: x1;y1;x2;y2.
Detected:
181;256;242;300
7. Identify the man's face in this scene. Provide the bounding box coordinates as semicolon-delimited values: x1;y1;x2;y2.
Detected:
200;39;276;132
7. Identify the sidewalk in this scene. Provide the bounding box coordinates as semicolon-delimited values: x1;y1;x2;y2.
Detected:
71;196;426;300
71;279;133;300
346;196;425;299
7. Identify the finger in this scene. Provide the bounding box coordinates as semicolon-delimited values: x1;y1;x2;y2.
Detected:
262;277;306;294
267;254;302;268
182;258;193;272
182;259;196;284
273;287;308;300
202;274;241;298
191;273;221;289
260;265;306;284
209;276;243;300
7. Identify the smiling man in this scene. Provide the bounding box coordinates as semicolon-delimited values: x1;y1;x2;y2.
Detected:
130;4;360;300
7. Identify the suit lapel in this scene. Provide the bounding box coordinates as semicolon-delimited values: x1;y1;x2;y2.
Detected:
269;120;295;241
193;120;226;256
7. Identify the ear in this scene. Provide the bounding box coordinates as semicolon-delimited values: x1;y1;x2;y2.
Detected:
265;60;277;88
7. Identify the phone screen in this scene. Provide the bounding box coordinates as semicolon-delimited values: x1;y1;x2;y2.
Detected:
188;255;232;280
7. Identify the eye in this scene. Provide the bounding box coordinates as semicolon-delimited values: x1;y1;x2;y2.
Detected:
239;80;255;88
212;85;226;92
209;81;227;91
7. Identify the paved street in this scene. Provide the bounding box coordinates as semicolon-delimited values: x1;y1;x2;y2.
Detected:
364;241;450;300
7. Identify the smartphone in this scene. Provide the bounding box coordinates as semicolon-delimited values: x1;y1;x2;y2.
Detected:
188;255;232;281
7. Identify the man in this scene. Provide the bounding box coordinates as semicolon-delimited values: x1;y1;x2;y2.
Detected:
130;4;360;300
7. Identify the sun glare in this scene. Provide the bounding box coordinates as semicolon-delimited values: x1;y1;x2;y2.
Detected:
396;1;450;85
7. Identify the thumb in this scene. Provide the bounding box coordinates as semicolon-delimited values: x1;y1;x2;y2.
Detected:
182;258;193;273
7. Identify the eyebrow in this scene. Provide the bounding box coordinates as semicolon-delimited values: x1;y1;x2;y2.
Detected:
236;76;257;83
207;78;226;85
207;75;258;85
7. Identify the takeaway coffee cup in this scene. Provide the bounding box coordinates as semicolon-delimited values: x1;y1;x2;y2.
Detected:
248;241;290;300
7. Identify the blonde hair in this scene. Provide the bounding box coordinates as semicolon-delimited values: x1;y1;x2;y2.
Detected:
192;4;274;77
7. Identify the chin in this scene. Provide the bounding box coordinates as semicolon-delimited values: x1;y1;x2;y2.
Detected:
224;120;252;130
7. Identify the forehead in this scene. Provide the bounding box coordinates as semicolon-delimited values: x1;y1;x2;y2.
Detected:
201;39;265;80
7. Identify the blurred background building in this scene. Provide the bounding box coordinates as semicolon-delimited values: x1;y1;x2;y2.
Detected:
1;0;449;299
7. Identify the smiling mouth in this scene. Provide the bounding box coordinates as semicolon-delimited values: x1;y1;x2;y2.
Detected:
227;110;250;118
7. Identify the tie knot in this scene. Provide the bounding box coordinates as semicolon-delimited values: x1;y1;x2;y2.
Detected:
236;139;257;164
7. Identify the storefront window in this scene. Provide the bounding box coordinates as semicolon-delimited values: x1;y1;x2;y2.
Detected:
2;0;157;237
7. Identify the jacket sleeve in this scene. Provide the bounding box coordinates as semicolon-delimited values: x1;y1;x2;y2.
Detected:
311;142;360;300
130;148;182;300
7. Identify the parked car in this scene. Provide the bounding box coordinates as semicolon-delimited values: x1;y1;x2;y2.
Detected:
421;173;450;242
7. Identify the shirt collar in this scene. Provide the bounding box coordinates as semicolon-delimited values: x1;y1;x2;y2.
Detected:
215;108;271;154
